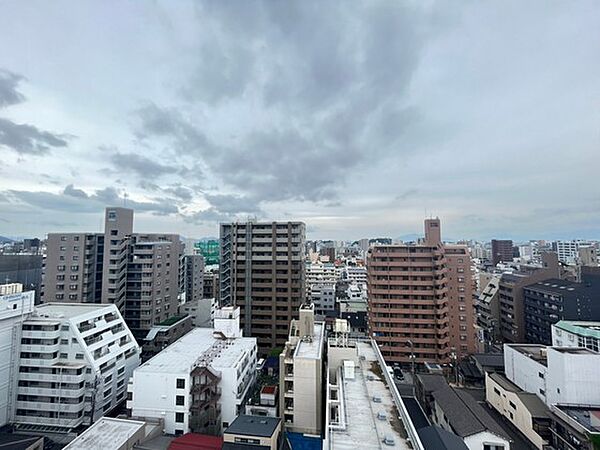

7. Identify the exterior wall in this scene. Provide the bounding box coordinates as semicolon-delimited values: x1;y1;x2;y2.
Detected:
224;421;281;450
180;298;215;328
311;282;336;315
0;290;35;426
290;356;322;435
546;348;600;406
492;239;514;266
183;255;204;303
485;373;548;449
220;221;306;353
463;431;509;450
503;346;546;400
445;245;477;357
129;371;190;435
0;254;43;303
43;233;103;304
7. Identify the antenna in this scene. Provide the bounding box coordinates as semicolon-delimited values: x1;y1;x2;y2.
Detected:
123;191;129;207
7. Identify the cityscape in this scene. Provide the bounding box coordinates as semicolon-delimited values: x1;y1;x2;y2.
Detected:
1;2;599;450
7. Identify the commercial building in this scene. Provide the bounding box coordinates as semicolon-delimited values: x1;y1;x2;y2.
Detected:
310;282;336;315
0;254;43;302
0;285;35;427
475;275;501;346
195;240;220;266
491;240;514;266
203;268;219;300
555;240;587;264
15;303;140;431
128;307;257;436
279;304;325;435
220;221;305;353
524;275;600;345
551;320;600;352
140;315;193;361
43;207;184;340
549;404;600;450
498;253;560;343
368;218;476;365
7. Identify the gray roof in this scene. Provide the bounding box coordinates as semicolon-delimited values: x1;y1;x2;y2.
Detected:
471;353;504;369
488;372;520;393
0;434;43;450
224;415;280;438
517;393;550;418
432;386;509;441
416;373;448;393
418;426;468;450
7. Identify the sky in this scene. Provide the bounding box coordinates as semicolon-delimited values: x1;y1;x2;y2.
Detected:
0;1;599;242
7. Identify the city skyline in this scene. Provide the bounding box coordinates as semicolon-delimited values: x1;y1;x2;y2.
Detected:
1;1;599;240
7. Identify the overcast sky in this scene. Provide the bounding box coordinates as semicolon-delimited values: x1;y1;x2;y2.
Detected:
0;1;598;241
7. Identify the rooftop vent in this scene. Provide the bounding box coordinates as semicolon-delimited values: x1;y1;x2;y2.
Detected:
377;411;387;420
373;396;382;403
367;375;375;381
383;434;395;446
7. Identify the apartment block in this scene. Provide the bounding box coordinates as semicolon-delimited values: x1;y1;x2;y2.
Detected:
220;221;306;353
279;304;325;435
0;285;35;427
552;320;600;352
498;253;560;343
491;240;513;266
524;274;600;345
127;307;257;436
368;218;476;365
181;254;204;304
43;207;184;340
15;303;139;430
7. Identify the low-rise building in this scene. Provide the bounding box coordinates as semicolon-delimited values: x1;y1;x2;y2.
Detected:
311;282;336;315
549;404;600;450
485;372;551;449
128;307;257;436
140;315;193;361
62;417;162;450
15;303;140;431
180;298;216;328
223;415;283;450
279;303;325;435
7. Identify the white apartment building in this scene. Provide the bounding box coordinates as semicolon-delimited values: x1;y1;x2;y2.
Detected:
552;321;600;352
311;282;336;315
128;307;257;436
341;266;367;284
279;304;325;435
0;284;35;427
15;303;140;431
555;240;590;264
345;282;367;302
504;344;600;407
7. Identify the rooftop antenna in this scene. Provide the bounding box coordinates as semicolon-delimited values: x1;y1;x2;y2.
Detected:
123;191;128;207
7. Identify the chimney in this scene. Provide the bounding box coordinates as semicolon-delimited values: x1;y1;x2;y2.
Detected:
424;217;441;245
299;303;315;338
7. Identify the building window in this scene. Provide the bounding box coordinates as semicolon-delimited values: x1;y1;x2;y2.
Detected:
175;412;184;423
61;236;67;241
493;387;500;396
176;379;185;389
176;395;185;406
538;372;544;379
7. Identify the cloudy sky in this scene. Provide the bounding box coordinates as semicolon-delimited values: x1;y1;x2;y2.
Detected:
0;1;598;241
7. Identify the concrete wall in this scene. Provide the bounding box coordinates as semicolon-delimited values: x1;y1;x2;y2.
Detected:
463;430;509;450
504;346;546;400
546;348;600;406
486;373;547;449
292;356;322;435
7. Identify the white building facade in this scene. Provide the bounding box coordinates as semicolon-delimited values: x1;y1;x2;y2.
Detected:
127;307;257;436
15;303;140;430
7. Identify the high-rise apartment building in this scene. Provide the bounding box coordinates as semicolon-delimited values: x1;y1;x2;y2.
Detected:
491;239;514;266
43;207;183;340
181;254;204;303
220;221;305;352
367;218;476;365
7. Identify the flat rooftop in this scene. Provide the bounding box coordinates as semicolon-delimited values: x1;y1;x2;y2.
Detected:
137;327;255;374
294;322;325;359
508;344;548;366
555;405;600;433
63;417;147;450
224;415;280;437
330;341;409;450
555;320;600;339
30;303;113;319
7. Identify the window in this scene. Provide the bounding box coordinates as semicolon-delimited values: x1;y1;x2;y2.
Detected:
57;265;66;271
493;387;500;395
176;395;185;406
175;412;184;423
539;388;545;396
509;401;516;409
60;246;66;251
60;339;68;345
61;236;67;241
538;372;544;379
71;265;79;271
75;353;84;360
176;378;185;389
59;353;68;359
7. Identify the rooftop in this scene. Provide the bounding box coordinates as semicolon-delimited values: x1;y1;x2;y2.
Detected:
554;405;600;433
137;328;255;374
526;278;580;294
329;341;410;450
489;373;549;418
294;322;325;360
554;320;600;339
224;415;280;437
0;433;43;450
63;417;147;450
507;344;548;366
30;302;113;320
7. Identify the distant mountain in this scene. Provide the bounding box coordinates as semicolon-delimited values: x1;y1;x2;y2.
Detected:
0;236;15;244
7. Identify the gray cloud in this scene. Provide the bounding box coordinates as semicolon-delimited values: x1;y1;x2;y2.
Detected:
0;69;26;108
109;151;179;178
0;118;69;156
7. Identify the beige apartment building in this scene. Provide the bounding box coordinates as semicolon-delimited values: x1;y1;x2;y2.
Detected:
279;303;325;435
220;221;306;353
43;207;183;339
367;218;477;366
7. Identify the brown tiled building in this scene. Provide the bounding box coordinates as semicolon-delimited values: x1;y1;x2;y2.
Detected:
220;221;305;353
367;218;477;366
